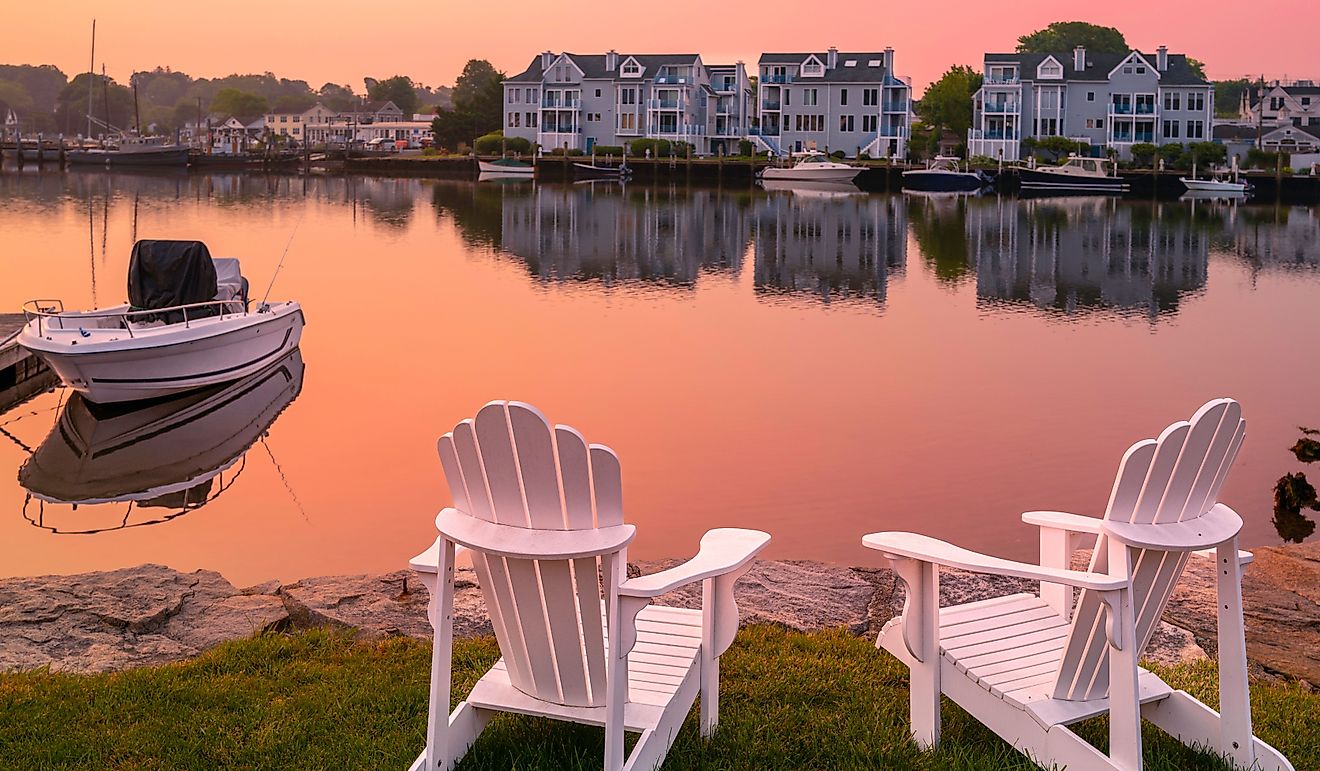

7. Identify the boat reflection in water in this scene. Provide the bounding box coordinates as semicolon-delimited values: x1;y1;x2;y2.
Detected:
19;348;304;533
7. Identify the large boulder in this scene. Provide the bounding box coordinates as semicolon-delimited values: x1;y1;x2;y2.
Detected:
0;564;287;673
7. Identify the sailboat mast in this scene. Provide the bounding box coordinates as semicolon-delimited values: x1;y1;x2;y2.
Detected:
101;65;111;135
86;19;96;140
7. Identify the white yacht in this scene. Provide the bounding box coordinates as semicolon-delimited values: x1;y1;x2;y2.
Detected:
759;152;862;184
902;156;989;192
18;240;304;404
1180;177;1251;195
1018;155;1129;194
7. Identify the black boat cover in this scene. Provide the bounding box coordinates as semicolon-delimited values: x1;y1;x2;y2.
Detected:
127;240;219;323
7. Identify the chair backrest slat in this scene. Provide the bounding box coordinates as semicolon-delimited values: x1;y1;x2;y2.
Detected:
1053;399;1244;701
436;401;617;707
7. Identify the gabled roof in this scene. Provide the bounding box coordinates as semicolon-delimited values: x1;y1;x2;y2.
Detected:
983;50;1209;86
1261;122;1320;141
757;51;897;83
504;53;702;84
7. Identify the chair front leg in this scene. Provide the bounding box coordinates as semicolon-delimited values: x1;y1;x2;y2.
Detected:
890;556;941;749
1105;540;1141;771
425;538;457;770
1216;537;1256;768
700;575;719;737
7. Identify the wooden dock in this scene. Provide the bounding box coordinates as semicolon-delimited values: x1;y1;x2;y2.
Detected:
0;314;55;413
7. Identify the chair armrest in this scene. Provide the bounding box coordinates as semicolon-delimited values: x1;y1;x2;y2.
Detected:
409;536;470;574
862;531;1126;592
1021;510;1104;535
618;528;771;598
435;508;635;559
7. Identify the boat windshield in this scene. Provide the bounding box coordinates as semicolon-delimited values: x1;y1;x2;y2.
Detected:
796;154;828;165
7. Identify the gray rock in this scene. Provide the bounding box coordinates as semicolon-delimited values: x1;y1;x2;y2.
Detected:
632;559;877;634
278;568;490;640
0;564;286;673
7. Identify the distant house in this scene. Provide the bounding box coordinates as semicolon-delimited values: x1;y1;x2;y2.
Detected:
1259;122;1320;154
355;121;435;148
1240;81;1320;129
1212;123;1258;165
968;45;1213;161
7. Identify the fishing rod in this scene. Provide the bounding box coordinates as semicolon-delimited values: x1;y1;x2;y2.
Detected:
257;213;304;312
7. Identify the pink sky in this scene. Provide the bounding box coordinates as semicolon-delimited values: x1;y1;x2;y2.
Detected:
4;1;1316;94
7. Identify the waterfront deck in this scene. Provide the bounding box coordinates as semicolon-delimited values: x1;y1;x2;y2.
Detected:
0;313;54;412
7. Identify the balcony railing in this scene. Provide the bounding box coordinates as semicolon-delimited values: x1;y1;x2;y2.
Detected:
541;98;580;109
648;99;682;110
882;101;909;112
653;75;689;85
984;76;1020;85
761;100;781;111
1109;104;1156;115
982;101;1019;114
969;129;1019;141
762;74;793;84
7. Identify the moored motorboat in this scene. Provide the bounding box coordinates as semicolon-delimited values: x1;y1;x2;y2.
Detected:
478;158;534;174
67;135;190;167
1018;155;1129;194
1179;176;1252;195
759;151;861;184
902;156;988;192
18;240;304;404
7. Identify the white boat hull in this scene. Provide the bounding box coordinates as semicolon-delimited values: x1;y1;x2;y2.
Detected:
759;166;860;183
478;160;534;174
18;302;304;404
1180;177;1249;194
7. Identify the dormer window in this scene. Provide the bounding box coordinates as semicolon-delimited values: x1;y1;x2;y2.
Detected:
1037;57;1063;80
801;55;825;78
620;57;642;78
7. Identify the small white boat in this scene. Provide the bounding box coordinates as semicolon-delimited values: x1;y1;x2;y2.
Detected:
1179;176;1251;195
18;240;304;404
478;158;534;174
1019;155;1129;194
573;161;632;178
902;156;988;192
759;151;861;184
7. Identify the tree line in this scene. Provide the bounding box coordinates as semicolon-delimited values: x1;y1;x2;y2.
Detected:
0;64;455;135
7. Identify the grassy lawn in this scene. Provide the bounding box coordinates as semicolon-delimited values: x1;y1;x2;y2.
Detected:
1;626;1316;770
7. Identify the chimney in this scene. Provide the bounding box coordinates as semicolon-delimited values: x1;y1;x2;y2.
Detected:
1156;45;1168;72
606;50;618;71
1074;46;1086;71
827;46;839;69
541;51;554;70
884;46;894;72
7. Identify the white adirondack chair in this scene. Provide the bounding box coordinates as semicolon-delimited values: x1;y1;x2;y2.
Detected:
864;398;1294;771
408;400;770;771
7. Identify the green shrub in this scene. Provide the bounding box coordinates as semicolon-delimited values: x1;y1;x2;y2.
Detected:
1246;148;1289;170
829;150;845;159
474;132;504;155
738;139;754;156
589;145;624;156
628;138;672;157
968;154;998;167
858;151;872;161
1129;142;1159;167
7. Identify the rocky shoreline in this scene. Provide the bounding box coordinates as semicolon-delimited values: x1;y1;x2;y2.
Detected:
2;543;1317;686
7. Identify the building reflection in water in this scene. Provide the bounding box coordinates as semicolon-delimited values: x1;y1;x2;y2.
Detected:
495;182;748;288
751;183;907;306
961;196;1209;319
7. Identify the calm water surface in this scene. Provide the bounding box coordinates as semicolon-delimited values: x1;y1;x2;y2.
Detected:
1;170;1318;586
